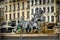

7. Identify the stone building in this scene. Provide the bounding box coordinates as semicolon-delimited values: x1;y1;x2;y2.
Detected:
0;1;4;25
56;0;60;33
4;0;31;26
0;0;59;26
30;0;57;23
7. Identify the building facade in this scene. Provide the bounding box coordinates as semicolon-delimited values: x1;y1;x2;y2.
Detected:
3;0;59;25
4;0;31;25
30;0;57;23
0;1;4;25
57;0;60;23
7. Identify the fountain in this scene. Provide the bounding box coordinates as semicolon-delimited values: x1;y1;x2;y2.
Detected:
16;8;45;33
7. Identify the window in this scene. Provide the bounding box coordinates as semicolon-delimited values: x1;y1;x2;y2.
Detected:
48;16;49;22
32;9;33;14
22;0;24;1
22;12;24;17
17;3;20;11
39;0;41;4
13;13;15;19
47;0;49;4
9;14;11;20
51;6;54;13
9;5;11;12
18;13;20;19
13;0;16;2
51;0;54;3
5;1;7;4
5;2;7;4
17;0;20;2
31;0;33;6
5;6;7;12
6;14;7;20
43;0;45;4
43;7;45;13
47;7;49;13
9;0;12;3
51;16;54;22
58;16;59;22
27;11;29;18
58;15;60;22
27;1;29;3
13;4;16;11
35;0;37;5
22;2;24;10
22;12;24;20
1;10;4;17
43;16;45;22
27;1;30;9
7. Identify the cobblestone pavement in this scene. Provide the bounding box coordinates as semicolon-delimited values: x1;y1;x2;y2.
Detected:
1;36;59;40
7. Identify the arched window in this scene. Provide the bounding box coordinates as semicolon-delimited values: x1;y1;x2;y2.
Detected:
31;0;34;6
35;0;37;5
